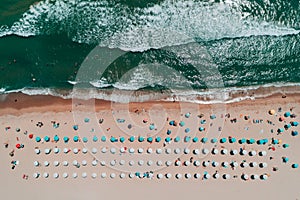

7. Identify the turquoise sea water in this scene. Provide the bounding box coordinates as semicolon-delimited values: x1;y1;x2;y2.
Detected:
0;0;299;102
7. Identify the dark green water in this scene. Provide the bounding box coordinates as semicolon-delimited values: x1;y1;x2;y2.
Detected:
0;0;299;101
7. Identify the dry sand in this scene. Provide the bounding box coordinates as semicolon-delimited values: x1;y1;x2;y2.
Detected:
0;93;299;200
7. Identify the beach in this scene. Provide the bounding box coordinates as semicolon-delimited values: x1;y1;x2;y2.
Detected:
0;92;299;200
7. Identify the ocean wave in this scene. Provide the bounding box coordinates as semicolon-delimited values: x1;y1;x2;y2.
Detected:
1;0;299;51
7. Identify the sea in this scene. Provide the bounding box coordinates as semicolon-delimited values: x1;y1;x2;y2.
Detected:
0;0;299;103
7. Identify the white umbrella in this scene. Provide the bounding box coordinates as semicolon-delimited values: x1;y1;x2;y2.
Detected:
44;161;49;167
53;173;59;179
222;162;229;168
73;148;79;154
193;149;200;155
44;148;51;154
212;148;219;155
129;148;135;153
147;148;153;154
147;160;153;166
249;150;256;156
231;149;238;155
165;148;171;154
92;160;98;166
63;148;69;154
53;161;59;167
212;161;219;167
72;173;77;178
259;151;267;156
101;173;107;178
252;174;259;180
165;160;172;166
194;160;201;166
101;147;107;153
185;173;191;179
241;162;248;168
34;161;39;167
119;160;125;165
184;148;190;154
231;161;238;167
165;173;172;179
202;148;209;155
241;150;248;155
92;173;97;179
73;160;78;166
129;173;134;179
53;148;60;154
129;160;135;166
223;174;230;179
110;148;116;154
82;160;87;166
92;148;97;154
138;160;144;166
157;174;163;179
33;173;39;178
43;172;49;178
221;149;228;155
261;174;268;180
120;147;126;153
156;148;162;154
174;148;180;154
175;173;182;179
250;162;258;167
63;173;68;178
194;173;201;179
82;172;87;178
157;160;163;166
110;160;116;166
100;161;106;166
203;161;209;167
184;160;191;166
175;160;181;166
82;148;88;154
204;173;210;179
34;149;40;154
242;174;249;180
120;173;125;179
213;173;220;179
63;161;68;166
110;173;116;178
138;148;144;154
260;162;268;168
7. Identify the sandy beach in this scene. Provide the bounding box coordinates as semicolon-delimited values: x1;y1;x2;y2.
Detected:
0;92;299;200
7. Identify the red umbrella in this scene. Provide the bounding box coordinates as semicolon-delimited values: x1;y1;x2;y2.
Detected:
16;144;21;149
29;134;33;139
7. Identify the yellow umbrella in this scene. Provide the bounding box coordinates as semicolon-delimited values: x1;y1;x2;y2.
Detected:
269;109;275;115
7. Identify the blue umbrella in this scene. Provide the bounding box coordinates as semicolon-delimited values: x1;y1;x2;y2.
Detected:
179;121;185;127
169;120;175;126
138;136;144;142
101;136;106;142
120;137;125;143
239;138;246;144
35;136;41;142
257;139;263;145
211;138;218;143
73;125;78;130
184;136;191;142
149;124;155;130
200;120;206;124
155;137;161;142
193;137;199;142
292;131;298;136
73;136;79;142
110;137;117;142
82;137;88;143
93;136;98;142
199;127;205;132
165;137;171;142
129;136;135;142
54;135;59;142
84;118;90;123
277;128;284;133
185;128;190;133
174;136;180;142
284;112;291;117
292;163;299;168
263;138;269;144
220;138;227;143
44;136;50;142
167;129;172;135
283;143;289;148
63;136;69;143
147;137;153;143
284;124;291;129
229;137;236;143
248;138;255;144
201;137;208;143
283;157;289;163
185;113;191;118
210;114;216;119
272;139;279;144
291;121;299;126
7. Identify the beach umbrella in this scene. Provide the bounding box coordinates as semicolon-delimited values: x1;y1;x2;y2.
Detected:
129;148;135;153
63;136;69;143
82;160;87;166
72;173;78;178
72;160;78;166
220;138;227;143
147;148;153;154
166;173;172;179
93;136;98;142
212;148;219;155
73;125;78;130
242;174;249;180
250;162;258;167
199;127;205;132
193;137;199;142
110;148;116;154
222;162;229;168
101;173;107;178
292;163;299;168
92;147;97;154
259;151;267;156
201;137;208;143
44;148;51;154
82;148;88;154
34;161;39;167
175;160;181;166
155;136;161;142
179;121;185;127
157;174;163;179
167;129;172;135
73;148;79;154
53;147;60;154
147;137;153;143
239;138;246;144
100;161;106;166
284;112;291;117
120;147;126;153
272;139;279;144
169;120;175;126
84;118;90;123
44;136;50;142
223;174;230;180
128;124;132;129
204;173;211;179
291;121;299;126
157;160;163;166
128;173;134;179
284;124;291;129
210;114;216;119
279;116;285;121
185;113;191;118
269;109;275;115
249;150;257;156
185;173;191;179
165;148;171;154
138;160;144;166
292;131;298;136
277;128;284;133
29;134;34;139
165;137;171;142
185;128;190;133
120;173;126;179
34;148;40;154
231;149;238;155
257;139;263;145
259;162;268;168
174;136;180;142
240;149;248;155
129;136;135;142
73;136;79;142
261;174;268;180
194;173;201;179
53;173;59;179
101;136;106;142
44;161;49;167
43;173;49;178
202;161;209;167
202;148;209;155
184;160;191;166
221;149;228;155
92;160;98;166
193;149;200;155
211;138;218;143
147;160;153;166
282;157;289;163
229;137;237;143
176;174;182;179
231;161;238;167
63;161;68;166
212;161;219;167
241;162;248;168
53;161;59;167
184;136;191;142
110;137;117;142
283;144;289;148
248;138;255;144
138;136;144;142
92;173;97;179
138;148;144;154
54;135;59;142
194;160;201;167
213;173;220;179
82;137;88;143
63;173;68;178
251;174;259;180
149;124;155;130
184;148;190;154
16;143;21;149
33;173;39;179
